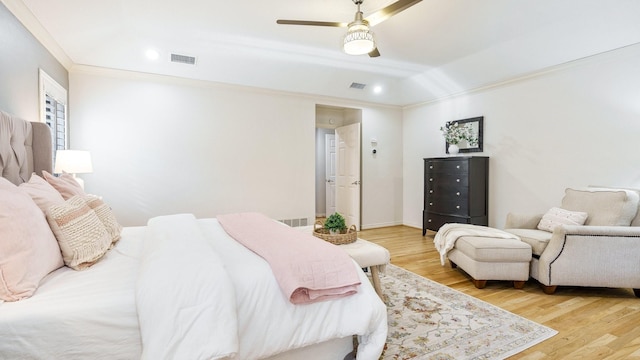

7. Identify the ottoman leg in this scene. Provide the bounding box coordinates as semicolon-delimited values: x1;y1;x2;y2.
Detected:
513;281;526;289
370;266;383;299
472;279;487;289
450;260;458;269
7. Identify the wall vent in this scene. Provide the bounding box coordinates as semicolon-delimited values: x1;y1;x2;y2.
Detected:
279;218;309;227
170;53;197;65
349;82;366;90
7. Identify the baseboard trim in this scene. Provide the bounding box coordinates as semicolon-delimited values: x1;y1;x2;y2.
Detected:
361;221;403;230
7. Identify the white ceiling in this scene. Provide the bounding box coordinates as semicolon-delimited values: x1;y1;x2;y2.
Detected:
13;0;640;106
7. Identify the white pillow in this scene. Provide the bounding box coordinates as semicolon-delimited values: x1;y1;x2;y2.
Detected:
537;207;588;232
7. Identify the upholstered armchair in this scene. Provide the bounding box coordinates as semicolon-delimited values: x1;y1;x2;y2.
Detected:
504;187;640;296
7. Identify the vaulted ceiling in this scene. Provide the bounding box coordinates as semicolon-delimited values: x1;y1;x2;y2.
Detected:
10;0;640;106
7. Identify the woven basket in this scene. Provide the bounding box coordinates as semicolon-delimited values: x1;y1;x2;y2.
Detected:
313;221;357;245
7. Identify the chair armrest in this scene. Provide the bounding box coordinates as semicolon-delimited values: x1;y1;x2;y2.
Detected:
537;225;640;287
504;213;543;229
556;225;640;237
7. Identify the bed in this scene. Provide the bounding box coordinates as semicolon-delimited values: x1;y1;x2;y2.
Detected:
0;111;387;360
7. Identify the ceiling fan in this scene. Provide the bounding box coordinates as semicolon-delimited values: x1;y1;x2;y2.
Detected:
277;0;422;57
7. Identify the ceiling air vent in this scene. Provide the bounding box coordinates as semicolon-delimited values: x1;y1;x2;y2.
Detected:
349;82;366;90
170;53;197;65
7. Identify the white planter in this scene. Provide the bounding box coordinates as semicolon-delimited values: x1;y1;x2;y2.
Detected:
448;144;460;155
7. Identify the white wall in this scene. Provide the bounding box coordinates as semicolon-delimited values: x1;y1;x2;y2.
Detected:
361;106;404;228
70;67;404;227
71;68;316;226
0;1;67;121
403;44;640;230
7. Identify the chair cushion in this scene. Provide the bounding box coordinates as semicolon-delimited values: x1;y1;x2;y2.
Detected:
562;188;639;226
454;236;532;262
504;228;552;256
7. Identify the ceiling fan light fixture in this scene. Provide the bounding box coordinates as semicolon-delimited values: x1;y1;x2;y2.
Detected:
343;24;376;55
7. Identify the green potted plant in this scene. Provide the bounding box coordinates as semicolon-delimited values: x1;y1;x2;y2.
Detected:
324;212;347;235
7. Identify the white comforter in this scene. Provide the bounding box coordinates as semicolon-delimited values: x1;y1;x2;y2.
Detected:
0;214;387;359
138;214;387;360
0;226;146;359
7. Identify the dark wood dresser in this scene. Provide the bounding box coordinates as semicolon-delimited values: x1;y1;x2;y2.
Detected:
422;156;489;235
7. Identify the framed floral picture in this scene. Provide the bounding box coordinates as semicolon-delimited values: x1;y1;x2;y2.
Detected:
442;116;483;154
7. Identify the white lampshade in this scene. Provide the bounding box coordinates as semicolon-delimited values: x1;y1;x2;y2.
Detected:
54;150;93;174
343;24;376;55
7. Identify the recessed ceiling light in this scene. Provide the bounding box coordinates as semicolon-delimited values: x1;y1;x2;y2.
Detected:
373;85;383;94
145;49;159;60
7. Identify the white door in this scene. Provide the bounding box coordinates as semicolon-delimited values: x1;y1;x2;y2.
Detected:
325;134;336;216
335;123;361;230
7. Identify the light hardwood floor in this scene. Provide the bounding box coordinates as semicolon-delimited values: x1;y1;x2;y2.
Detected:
357;225;640;360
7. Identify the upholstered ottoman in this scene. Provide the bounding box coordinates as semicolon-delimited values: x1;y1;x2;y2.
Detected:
338;239;390;298
447;236;532;289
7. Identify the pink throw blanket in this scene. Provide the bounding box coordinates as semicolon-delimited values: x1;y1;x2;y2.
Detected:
217;212;360;304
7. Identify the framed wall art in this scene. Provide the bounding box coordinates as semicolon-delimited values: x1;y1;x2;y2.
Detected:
444;116;483;154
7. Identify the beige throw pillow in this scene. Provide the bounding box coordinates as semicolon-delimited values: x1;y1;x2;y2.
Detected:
0;178;64;301
83;194;122;245
47;196;112;270
537;207;588;232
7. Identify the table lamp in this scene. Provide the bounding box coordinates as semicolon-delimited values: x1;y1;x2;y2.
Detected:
54;150;93;189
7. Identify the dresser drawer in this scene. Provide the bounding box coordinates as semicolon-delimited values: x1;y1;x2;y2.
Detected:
425;184;469;201
425;195;469;216
425;179;469;193
425;160;468;175
424;212;471;232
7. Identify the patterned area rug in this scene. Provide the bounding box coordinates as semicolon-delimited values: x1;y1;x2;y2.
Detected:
380;265;557;360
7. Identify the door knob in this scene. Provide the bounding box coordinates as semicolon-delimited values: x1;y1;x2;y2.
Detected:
326;179;334;183
351;180;361;185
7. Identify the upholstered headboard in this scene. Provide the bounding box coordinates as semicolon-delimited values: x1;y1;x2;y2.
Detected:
0;111;53;185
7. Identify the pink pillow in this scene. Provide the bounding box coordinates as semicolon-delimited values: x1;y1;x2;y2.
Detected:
0;178;64;302
18;173;65;212
42;170;85;200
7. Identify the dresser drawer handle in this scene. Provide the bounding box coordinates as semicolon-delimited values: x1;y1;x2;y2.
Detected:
429;190;433;194
456;192;460;196
429;178;433;182
456;179;460;182
429;165;433;169
456;205;460;209
428;219;432;223
456;165;460;169
429;202;433;206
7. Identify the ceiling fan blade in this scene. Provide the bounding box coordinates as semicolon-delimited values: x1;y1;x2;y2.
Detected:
368;48;380;58
276;19;348;27
365;0;422;26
